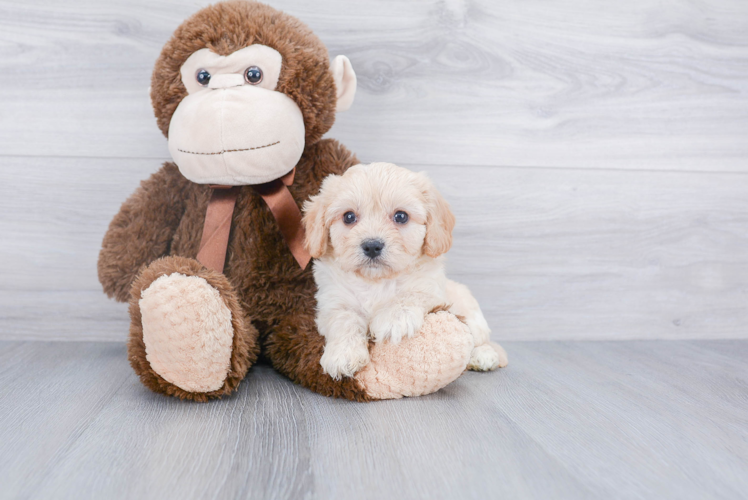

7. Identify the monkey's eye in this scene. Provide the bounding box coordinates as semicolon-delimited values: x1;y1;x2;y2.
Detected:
196;69;211;86
393;211;409;224
343;211;357;225
244;66;263;85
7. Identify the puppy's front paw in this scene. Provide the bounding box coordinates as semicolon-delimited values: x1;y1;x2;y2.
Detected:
370;306;425;344
468;342;508;371
320;341;371;380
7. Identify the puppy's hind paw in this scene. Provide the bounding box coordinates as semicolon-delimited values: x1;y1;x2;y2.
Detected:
468;342;508;371
320;342;371;380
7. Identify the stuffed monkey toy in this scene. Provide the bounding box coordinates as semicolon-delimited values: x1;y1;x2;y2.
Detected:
98;0;476;402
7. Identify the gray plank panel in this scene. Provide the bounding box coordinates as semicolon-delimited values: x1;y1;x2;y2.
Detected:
0;0;746;170
2;156;748;341
0;342;134;495
0;340;746;499
501;341;748;499
444;165;748;340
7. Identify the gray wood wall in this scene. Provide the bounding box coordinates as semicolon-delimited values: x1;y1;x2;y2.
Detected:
1;0;747;341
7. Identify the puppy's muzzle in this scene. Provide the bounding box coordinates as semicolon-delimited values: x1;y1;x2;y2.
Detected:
361;238;385;259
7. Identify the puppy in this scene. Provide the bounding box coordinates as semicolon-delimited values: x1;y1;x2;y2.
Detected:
302;162;508;380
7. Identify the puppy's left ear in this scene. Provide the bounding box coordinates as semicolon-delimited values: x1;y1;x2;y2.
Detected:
302;175;338;258
418;173;456;258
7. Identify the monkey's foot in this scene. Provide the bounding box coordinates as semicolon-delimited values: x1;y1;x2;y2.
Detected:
128;256;259;402
467;342;508;371
355;311;474;400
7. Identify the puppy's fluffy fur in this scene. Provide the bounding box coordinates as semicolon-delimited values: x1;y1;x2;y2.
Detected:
303;162;507;380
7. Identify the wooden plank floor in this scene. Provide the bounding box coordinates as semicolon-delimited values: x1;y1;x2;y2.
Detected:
1;340;746;500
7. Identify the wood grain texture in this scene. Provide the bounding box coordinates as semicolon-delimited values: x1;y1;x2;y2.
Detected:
2;156;748;341
0;340;746;500
0;0;746;170
1;0;747;340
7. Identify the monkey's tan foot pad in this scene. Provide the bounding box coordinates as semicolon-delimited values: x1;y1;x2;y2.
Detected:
127;256;258;401
138;273;234;393
355;311;474;400
468;341;508;372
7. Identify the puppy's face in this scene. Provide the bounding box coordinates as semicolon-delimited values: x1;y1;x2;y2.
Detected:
303;163;455;280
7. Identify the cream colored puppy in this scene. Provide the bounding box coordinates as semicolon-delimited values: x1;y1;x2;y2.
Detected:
303;162;508;380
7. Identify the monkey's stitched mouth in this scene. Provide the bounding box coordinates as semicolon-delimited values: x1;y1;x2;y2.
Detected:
178;141;280;156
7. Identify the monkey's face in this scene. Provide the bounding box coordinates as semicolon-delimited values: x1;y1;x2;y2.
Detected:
151;2;357;186
168;45;307;185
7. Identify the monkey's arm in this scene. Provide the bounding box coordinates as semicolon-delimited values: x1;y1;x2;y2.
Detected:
298;139;359;181
98;162;189;302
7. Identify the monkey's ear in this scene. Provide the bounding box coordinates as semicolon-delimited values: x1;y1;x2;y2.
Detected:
332;55;357;112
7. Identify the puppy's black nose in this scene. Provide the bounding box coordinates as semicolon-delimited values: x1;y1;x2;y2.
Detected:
361;239;385;259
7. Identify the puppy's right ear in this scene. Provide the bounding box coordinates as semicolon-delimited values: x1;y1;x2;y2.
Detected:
418;172;456;258
302;175;337;259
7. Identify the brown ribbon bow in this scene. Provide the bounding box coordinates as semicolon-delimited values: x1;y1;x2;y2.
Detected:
195;168;311;273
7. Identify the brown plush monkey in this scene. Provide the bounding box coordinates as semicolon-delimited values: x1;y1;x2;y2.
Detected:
98;0;475;402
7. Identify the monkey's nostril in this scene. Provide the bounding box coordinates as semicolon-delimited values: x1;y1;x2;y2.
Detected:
361;239;385;259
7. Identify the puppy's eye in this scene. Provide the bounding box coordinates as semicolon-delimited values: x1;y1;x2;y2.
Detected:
393;211;409;224
343;211;357;225
196;69;211;86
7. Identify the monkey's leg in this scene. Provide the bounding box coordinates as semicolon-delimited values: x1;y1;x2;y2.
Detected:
265;308;473;401
128;256;259;402
265;309;372;401
355;311;474;400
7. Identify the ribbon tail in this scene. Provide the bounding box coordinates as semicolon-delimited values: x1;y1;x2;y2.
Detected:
195;167;310;272
196;186;240;272
258;182;312;269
